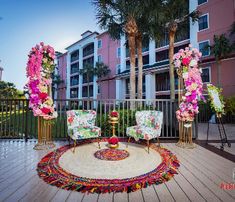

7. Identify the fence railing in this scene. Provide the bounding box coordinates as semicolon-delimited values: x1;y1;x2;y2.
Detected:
0;99;198;140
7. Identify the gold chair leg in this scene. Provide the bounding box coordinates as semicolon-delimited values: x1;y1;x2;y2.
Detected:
126;137;131;148
147;139;150;154
157;137;160;147
97;138;101;149
73;139;76;153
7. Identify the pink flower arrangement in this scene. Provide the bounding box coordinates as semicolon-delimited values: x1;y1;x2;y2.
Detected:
108;136;119;145
110;111;119;117
25;42;57;120
174;44;204;123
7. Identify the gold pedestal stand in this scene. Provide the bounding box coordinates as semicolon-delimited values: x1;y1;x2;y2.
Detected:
34;117;55;150
108;116;119;149
175;68;196;149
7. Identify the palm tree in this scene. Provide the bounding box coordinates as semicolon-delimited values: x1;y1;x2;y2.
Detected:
93;0;142;103
145;0;199;100
95;62;111;98
79;64;95;99
209;34;233;87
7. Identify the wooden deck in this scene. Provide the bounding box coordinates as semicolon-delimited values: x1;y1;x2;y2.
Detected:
0;140;235;202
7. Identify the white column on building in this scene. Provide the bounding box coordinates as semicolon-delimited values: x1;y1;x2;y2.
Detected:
116;79;125;99
189;0;199;49
145;73;156;100
120;35;126;71
66;53;71;99
149;39;156;65
78;47;83;99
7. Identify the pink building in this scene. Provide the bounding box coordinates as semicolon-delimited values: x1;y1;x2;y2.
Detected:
56;52;67;100
97;32;120;99
197;0;235;97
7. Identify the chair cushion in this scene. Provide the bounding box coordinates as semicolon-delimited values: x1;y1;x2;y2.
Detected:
68;126;101;140
67;110;97;128
126;124;162;141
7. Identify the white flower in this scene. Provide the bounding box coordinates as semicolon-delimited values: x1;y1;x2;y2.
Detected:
189;59;197;67
183;72;188;79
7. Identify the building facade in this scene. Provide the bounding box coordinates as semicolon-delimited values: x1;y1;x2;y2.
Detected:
116;0;235;99
97;32;120;99
57;0;235;100
56;52;67;100
66;31;99;100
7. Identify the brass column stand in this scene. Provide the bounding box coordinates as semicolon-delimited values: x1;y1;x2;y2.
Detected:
176;68;196;149
108;116;119;149
34;117;55;150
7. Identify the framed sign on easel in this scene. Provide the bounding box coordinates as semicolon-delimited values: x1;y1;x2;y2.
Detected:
206;84;231;150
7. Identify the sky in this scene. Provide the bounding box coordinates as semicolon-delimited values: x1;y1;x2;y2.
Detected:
0;0;101;90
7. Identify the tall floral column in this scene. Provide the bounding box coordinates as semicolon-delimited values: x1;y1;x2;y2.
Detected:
174;45;204;148
26;42;58;150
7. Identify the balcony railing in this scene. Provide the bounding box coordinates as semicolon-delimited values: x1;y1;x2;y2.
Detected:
0;99;202;140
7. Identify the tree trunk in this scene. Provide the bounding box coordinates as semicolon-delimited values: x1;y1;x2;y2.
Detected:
128;34;136;102
136;33;143;100
217;60;221;88
169;29;176;100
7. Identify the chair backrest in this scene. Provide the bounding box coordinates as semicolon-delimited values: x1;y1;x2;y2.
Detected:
136;110;163;128
66;110;97;128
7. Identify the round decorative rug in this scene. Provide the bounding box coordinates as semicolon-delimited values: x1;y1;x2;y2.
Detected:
94;148;129;161
37;138;180;193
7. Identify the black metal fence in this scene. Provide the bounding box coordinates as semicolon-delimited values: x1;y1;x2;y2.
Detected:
198;103;235;123
0;99;198;140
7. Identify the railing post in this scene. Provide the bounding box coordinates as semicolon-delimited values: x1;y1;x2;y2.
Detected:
25;100;29;142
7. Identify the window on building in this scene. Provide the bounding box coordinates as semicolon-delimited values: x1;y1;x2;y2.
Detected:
98;55;102;62
155;72;178;91
83;57;94;66
82;73;93;83
199;14;209;31
143;55;149;65
70;75;79;86
83;43;94;57
126;58;138;69
156;50;168;62
82;85;93;97
201;67;210;83
98;40;102;49
198;0;207;5
199;41;210;56
97;84;100;94
71;50;79;62
117;47;121;58
116;64;121;74
70;88;78;98
125;76;146;94
142;36;149;52
70;62;79;74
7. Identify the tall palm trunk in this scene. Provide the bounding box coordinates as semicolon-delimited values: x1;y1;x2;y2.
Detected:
217;60;221;87
136;32;143;100
128;34;136;101
124;16;138;109
168;23;177;100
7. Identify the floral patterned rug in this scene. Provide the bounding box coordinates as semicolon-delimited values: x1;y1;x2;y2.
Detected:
37;138;180;193
94;148;129;161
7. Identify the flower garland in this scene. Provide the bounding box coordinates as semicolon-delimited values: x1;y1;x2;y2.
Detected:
174;44;204;123
207;84;225;115
26;42;57;120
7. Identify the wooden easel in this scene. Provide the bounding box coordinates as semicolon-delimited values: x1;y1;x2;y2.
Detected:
206;113;231;151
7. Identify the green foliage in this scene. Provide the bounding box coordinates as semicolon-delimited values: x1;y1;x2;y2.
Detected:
96;109;137;137
0;81;21;99
210;34;233;61
225;96;235;115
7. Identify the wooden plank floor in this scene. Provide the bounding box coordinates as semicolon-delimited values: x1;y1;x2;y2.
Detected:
0;140;234;202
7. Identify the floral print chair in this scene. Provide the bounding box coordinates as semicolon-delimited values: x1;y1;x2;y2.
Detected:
67;110;101;152
126;110;163;153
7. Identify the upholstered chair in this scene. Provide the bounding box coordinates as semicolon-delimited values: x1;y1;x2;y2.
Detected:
126;110;163;153
67;110;101;152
